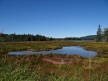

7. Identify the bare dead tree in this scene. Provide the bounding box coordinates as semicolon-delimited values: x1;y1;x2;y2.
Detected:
0;28;4;35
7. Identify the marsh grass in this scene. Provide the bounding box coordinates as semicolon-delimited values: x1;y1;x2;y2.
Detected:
0;54;108;81
1;41;108;53
0;41;108;81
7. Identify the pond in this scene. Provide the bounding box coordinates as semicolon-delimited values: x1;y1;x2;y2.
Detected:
8;46;97;58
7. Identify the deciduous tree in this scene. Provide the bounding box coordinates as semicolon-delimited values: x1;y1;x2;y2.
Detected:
103;28;108;42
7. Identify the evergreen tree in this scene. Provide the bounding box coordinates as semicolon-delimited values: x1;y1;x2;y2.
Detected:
96;24;102;42
103;28;108;42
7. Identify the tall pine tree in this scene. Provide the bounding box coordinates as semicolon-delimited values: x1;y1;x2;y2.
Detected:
96;24;102;42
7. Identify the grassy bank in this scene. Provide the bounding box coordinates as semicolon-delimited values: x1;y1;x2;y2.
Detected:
0;41;62;53
1;41;108;53
0;41;108;81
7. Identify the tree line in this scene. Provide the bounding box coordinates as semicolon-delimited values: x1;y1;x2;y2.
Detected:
64;37;81;40
96;24;108;42
1;25;108;42
0;33;53;42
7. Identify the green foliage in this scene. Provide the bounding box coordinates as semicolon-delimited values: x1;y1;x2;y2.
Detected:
96;24;102;42
103;28;108;42
96;25;108;42
0;33;54;42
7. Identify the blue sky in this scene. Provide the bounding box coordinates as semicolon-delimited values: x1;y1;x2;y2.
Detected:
0;0;108;38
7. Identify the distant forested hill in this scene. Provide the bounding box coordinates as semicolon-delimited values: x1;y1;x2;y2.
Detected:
80;35;96;40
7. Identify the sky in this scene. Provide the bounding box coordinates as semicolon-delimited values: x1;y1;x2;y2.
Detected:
0;0;108;38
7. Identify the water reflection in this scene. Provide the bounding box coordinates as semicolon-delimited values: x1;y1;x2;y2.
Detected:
8;46;97;58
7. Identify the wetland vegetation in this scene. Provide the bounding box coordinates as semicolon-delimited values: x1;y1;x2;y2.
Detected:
0;41;108;81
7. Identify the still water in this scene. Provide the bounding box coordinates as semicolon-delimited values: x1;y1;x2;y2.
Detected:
8;46;97;58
